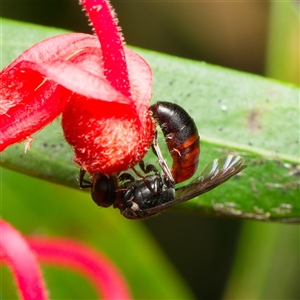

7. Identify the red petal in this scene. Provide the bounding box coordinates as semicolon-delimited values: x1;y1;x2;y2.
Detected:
0;33;100;151
62;48;154;174
4;33;99;71
0;220;48;300
81;0;131;97
125;48;153;125
0;65;71;152
19;60;130;104
27;237;132;299
0;33;135;152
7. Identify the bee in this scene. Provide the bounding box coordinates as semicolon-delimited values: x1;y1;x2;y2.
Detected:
79;102;246;219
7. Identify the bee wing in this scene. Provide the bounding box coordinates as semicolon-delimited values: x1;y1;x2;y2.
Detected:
174;155;247;202
143;155;246;217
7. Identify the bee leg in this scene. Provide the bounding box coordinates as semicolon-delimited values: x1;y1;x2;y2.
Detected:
139;160;160;175
78;168;92;189
151;132;175;185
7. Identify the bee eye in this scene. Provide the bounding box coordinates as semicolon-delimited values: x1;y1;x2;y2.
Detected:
91;174;117;207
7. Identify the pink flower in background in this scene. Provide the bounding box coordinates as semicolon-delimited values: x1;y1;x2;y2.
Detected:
0;219;131;299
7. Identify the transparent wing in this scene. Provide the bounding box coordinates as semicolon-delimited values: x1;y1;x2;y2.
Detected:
174;155;247;202
145;155;246;216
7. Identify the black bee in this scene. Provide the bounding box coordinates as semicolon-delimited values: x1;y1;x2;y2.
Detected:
79;102;246;219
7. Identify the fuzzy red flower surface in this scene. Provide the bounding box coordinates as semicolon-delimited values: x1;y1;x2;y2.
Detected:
0;0;155;175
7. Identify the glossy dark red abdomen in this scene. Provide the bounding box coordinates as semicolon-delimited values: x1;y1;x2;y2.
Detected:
150;101;200;183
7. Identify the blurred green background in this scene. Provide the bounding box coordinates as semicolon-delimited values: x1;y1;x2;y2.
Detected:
1;1;299;299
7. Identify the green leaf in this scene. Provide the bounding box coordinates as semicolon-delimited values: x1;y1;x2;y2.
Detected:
1;18;299;222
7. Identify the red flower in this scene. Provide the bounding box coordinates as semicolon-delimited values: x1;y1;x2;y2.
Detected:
0;0;155;175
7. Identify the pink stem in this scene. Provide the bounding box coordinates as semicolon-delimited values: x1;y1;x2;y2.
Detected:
27;237;132;300
0;220;48;300
81;0;132;98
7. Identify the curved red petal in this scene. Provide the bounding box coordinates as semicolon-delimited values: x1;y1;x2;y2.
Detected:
0;220;48;300
0;33;100;151
4;33;99;71
125;48;153;125
62;48;154;174
27;237;132;300
19;60;130;104
81;0;131;98
0;65;71;152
